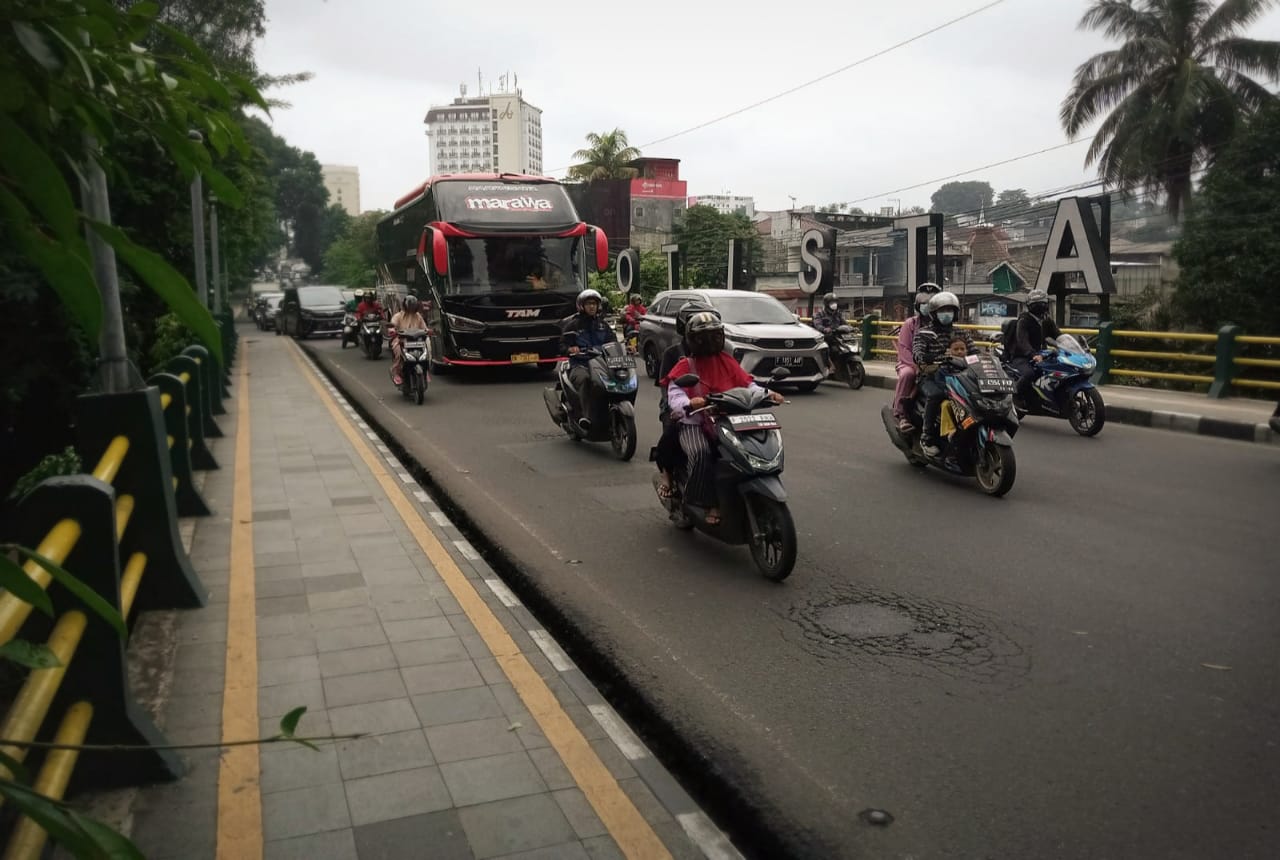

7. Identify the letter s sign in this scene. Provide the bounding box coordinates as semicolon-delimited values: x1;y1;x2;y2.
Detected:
798;228;834;295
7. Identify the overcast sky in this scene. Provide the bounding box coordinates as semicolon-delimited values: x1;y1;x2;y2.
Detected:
254;0;1280;215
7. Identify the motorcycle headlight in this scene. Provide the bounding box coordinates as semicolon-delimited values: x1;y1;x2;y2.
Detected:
446;313;485;333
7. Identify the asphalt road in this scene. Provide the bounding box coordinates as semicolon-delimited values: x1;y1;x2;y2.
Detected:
297;331;1279;860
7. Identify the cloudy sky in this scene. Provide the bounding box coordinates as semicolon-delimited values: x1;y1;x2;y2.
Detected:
253;0;1280;215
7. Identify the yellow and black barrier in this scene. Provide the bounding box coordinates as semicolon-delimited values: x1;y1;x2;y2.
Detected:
183;344;226;417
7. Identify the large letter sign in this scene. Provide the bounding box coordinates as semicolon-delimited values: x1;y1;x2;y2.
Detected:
1034;198;1115;295
798;226;835;295
896;213;944;292
616;248;639;293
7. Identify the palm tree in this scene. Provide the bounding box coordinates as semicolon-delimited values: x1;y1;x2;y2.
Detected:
1061;0;1280;217
567;129;641;182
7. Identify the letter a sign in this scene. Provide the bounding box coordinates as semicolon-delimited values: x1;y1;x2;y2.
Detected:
1034;198;1115;295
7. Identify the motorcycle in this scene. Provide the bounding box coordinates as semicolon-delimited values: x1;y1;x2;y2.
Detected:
881;353;1020;497
359;313;384;360
653;368;796;581
996;334;1105;437
542;340;638;461
826;325;866;390
389;326;430;405
340;312;358;349
624;325;639;356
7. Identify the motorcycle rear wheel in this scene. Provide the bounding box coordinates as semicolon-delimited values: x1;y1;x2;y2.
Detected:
845;362;866;390
975;444;1016;497
748;497;797;582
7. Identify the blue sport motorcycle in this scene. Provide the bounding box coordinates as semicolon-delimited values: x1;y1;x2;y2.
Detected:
999;334;1105;437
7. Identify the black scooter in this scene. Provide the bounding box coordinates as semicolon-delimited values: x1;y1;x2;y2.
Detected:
359;313;384;360
543;341;639;461
653;368;797;581
826;325;866;390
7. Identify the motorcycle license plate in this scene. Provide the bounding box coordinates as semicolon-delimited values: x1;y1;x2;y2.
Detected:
511;352;539;364
728;413;779;431
606;355;635;369
403;340;426;350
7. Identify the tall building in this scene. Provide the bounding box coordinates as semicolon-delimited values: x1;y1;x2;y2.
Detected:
321;164;360;215
425;83;544;176
688;194;755;219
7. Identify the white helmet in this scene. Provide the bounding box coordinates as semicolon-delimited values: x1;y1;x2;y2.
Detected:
915;283;942;315
576;289;603;312
927;291;961;326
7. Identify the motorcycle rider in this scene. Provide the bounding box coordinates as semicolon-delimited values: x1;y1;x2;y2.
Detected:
389;295;428;387
356;289;384;319
1009;288;1061;407
561;288;614;431
893;283;942;431
666;312;784;525
812;293;849;374
912;291;975;457
654;300;719;498
623;293;647;331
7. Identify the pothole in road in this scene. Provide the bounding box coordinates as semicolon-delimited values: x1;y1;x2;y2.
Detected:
787;588;1030;687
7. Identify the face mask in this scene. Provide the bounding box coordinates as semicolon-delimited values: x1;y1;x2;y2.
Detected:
827;304;837;312
936;311;955;325
1033;307;1048;318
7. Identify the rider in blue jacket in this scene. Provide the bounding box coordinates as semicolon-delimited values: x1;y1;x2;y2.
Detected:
561;289;614;429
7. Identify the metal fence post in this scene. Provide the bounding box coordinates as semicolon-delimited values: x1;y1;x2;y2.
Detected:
861;316;877;360
1208;324;1241;399
1091;321;1114;386
148;371;213;514
182;344;226;415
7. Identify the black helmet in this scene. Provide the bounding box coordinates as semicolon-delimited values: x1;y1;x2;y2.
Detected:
403;295;420;313
685;311;725;357
1026;288;1050;317
676;300;717;337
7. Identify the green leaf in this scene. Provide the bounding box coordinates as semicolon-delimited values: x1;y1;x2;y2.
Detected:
8;545;126;639
174;60;231;108
226;71;271;114
70;811;146;860
42;23;94;89
287;737;320;751
0;112;80;242
0;750;32;784
13;21;61;71
88;220;224;367
0;188;102;337
0;781;94;856
0;639;62;670
0;554;54;617
279;706;306;737
127;2;161;21
200;164;244;208
154;23;212;66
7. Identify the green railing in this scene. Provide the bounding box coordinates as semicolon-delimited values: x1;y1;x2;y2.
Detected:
0;314;236;858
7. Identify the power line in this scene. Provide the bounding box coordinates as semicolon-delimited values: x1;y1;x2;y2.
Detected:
547;0;1009;174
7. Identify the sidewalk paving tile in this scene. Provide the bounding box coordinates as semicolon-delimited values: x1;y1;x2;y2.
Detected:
344;765;453;826
336;729;435;780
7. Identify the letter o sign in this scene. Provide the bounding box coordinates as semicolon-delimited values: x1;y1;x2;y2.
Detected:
616;248;639;293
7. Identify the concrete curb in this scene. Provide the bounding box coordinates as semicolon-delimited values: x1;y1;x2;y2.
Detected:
839;367;1278;446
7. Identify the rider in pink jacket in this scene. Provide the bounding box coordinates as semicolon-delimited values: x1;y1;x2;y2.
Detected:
893;284;942;430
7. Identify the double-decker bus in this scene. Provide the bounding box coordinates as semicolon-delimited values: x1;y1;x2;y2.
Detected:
376;174;609;370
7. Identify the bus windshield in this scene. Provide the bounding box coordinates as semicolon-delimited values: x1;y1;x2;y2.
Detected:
445;236;584;295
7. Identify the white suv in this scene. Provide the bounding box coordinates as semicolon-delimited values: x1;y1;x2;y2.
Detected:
638;289;829;391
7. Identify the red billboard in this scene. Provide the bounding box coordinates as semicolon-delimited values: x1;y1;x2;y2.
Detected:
630;178;687;199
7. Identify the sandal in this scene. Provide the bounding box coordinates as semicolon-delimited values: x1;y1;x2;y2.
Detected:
657;482;675;500
705;510;721;526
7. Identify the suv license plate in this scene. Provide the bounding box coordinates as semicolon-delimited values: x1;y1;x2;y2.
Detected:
511;352;539;364
778;356;804;367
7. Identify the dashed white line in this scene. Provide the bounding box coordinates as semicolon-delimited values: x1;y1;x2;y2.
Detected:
453;539;481;561
398;472;415;484
587;703;648;761
412;489;431;504
676;812;743;860
530;629;575;673
484;579;521;608
429;512;452;527
365;432;379;440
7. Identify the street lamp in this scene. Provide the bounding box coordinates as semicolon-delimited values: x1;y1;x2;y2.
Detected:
187;130;209;308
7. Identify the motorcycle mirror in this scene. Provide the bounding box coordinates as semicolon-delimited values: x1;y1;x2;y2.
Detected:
674;373;699;388
771;367;791;380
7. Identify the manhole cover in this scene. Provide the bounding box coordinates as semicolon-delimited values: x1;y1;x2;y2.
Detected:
818;603;916;639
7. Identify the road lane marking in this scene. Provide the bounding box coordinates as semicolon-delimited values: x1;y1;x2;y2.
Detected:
485;579;521;608
529;629;574;672
287;341;672;860
587;703;649;761
453;539;481;561
215;344;262;860
676;812;744;860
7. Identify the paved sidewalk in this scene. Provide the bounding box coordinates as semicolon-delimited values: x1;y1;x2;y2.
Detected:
124;330;736;860
853;360;1278;444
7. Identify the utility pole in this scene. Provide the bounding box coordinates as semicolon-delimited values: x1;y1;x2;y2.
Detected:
80;134;131;393
210;192;222;315
188;130;208;308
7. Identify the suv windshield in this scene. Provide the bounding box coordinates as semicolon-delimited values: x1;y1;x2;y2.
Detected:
298;286;344;307
446;236;584;296
709;294;797;325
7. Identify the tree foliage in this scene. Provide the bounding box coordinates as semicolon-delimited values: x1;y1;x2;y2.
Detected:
1061;0;1280;218
567;129;641;182
674;205;761;288
322;210;386;289
929;181;995;217
1173;103;1280;334
242;116;329;269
